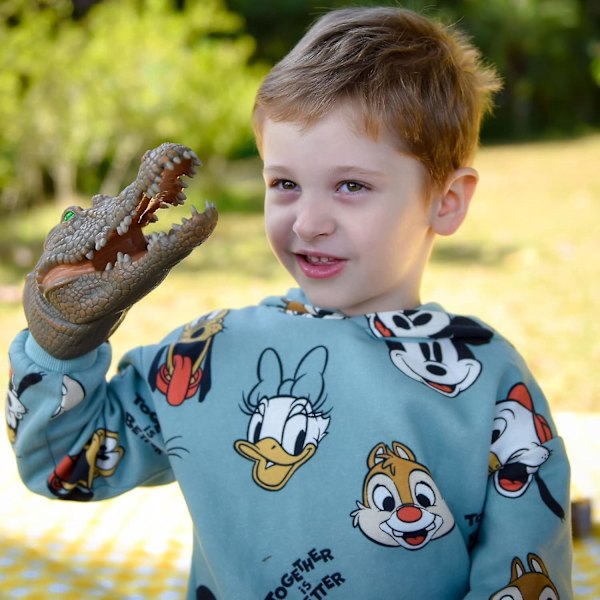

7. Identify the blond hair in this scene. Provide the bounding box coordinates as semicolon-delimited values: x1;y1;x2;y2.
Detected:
253;7;501;189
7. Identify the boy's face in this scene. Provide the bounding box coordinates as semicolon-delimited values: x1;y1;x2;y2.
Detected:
262;106;436;315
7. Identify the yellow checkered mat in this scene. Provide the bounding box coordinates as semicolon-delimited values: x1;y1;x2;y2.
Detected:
1;494;599;598
573;531;600;599
1;432;599;599
0;483;192;599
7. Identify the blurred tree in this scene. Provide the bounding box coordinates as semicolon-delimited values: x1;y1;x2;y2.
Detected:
458;0;600;139
0;0;265;211
225;0;600;140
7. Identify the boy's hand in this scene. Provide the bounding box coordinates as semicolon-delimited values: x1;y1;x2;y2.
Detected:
23;143;218;359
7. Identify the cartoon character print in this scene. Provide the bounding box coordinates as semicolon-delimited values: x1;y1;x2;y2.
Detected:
368;309;493;397
489;553;559;600
234;346;331;491
6;368;43;443
52;375;86;419
489;383;564;519
196;585;217;600
351;441;455;549
48;428;125;501
282;298;344;319
148;310;227;406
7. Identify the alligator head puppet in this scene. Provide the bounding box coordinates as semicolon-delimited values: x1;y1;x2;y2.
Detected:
23;143;218;359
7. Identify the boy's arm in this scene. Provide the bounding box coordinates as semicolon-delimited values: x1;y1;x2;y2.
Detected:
23;142;217;359
466;372;572;599
8;329;178;500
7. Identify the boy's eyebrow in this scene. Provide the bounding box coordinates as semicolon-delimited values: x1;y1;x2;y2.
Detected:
263;165;387;179
262;165;291;175
328;165;387;179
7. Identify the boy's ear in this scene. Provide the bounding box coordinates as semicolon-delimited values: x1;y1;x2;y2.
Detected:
430;167;478;236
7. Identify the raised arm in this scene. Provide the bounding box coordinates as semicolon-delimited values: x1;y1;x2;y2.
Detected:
23;143;218;359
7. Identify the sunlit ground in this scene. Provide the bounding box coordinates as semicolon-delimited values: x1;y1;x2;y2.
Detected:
1;135;599;597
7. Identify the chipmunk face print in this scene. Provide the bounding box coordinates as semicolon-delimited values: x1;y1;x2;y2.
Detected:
489;383;564;519
234;346;331;491
368;310;493;397
489;553;559;600
351;442;455;549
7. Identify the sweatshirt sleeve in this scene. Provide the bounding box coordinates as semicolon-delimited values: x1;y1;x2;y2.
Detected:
7;329;175;502
465;358;573;599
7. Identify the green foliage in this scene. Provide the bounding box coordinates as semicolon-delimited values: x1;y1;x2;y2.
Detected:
0;0;266;211
226;0;600;140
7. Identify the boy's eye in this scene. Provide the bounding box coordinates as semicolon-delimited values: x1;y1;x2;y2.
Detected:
272;179;298;191
339;181;365;193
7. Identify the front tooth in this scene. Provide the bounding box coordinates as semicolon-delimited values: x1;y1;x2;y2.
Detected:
172;155;182;164
182;150;191;159
117;252;124;262
105;262;113;271
86;250;94;260
123;253;131;263
164;160;175;171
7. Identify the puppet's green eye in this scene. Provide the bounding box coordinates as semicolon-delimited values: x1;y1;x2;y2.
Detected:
62;210;76;222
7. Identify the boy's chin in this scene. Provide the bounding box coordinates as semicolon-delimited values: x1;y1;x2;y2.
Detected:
300;285;366;316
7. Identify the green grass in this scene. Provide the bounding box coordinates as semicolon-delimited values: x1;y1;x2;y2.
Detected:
1;135;598;412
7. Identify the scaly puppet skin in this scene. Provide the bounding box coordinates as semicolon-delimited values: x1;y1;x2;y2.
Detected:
23;143;218;359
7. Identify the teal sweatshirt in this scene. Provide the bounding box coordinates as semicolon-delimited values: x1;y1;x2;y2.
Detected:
7;288;572;599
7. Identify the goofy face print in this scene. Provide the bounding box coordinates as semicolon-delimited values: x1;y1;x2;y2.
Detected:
489;383;564;519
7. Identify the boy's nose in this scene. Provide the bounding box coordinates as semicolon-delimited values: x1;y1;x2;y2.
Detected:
292;195;335;241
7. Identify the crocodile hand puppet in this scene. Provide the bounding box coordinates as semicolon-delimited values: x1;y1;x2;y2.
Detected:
23;143;218;359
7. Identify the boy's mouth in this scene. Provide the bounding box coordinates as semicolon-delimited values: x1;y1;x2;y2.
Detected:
295;252;346;279
305;255;337;264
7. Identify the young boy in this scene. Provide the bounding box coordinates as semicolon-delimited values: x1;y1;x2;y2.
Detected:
7;6;572;599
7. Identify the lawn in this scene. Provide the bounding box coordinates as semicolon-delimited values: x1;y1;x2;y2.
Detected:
1;134;598;412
